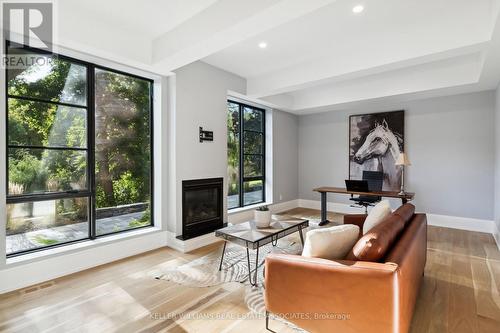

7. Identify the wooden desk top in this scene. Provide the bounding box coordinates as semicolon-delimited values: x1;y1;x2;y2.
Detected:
313;186;415;200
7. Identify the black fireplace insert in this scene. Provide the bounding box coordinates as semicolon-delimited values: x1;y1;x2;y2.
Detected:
179;177;224;240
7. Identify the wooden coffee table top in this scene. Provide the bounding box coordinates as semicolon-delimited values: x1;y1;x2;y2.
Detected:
215;215;308;249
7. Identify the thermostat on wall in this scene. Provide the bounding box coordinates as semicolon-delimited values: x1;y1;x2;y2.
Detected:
199;127;214;142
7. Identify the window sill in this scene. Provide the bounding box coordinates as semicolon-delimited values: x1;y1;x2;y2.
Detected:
6;226;162;266
228;202;273;215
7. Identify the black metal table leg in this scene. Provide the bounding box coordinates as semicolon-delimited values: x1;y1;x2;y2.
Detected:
245;247;260;287
246;248;254;286
318;191;329;226
254;247;259;286
218;241;227;271
299;227;305;246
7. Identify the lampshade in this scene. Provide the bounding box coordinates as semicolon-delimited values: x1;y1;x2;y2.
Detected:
395;153;411;166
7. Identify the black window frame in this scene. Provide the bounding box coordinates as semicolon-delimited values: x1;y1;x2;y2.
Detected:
227;100;266;209
5;40;155;257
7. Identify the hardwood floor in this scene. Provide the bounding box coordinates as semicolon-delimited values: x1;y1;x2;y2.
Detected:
0;208;499;333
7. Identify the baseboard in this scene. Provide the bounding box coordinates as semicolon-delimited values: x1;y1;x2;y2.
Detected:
425;213;496;234
167;199;300;253
166;231;222;253
493;221;500;251
298;198;498;236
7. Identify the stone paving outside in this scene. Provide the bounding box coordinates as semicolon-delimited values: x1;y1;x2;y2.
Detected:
228;190;262;208
6;212;144;254
7;190;262;254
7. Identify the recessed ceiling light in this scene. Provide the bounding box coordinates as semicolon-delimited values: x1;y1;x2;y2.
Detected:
258;42;267;49
352;5;364;14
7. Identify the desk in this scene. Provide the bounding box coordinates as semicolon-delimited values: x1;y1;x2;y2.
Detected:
313;187;415;226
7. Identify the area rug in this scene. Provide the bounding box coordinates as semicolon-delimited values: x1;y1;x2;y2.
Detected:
156;239;300;286
154;238;305;331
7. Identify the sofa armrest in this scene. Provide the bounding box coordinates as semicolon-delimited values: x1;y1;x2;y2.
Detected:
265;254;399;333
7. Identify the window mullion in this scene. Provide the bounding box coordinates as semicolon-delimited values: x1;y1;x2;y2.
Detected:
262;109;266;203
7;94;89;109
88;64;96;239
239;104;244;208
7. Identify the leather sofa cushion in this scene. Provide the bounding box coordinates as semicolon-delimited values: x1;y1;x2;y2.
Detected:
393;203;415;225
345;214;405;262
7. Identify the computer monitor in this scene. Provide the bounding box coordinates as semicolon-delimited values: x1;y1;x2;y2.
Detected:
362;171;383;192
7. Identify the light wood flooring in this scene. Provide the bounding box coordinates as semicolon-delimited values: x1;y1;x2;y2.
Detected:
0;208;499;333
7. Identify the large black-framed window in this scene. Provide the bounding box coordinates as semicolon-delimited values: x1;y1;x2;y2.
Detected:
5;41;154;257
227;100;265;209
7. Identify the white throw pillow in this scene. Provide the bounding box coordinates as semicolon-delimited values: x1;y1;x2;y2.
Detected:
301;224;360;260
363;200;392;234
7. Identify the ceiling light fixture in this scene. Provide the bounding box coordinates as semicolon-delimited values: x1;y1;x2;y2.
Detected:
352;5;364;14
258;42;267;49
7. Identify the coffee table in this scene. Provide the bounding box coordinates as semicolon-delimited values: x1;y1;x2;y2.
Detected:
215;215;309;286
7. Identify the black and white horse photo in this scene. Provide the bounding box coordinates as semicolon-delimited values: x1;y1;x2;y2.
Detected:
349;111;404;191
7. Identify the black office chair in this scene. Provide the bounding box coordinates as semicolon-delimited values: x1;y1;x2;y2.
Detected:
350;171;384;213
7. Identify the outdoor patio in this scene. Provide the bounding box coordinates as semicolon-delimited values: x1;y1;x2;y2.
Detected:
6;212;145;255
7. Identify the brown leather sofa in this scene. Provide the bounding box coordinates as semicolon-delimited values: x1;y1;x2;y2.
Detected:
265;204;427;333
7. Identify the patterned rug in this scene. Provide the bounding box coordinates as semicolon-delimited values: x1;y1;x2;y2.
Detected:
154;238;305;330
156;239;300;285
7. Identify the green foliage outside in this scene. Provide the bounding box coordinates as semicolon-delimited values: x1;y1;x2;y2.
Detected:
227;102;264;205
227;102;240;196
7;51;152;235
32;235;59;245
128;207;151;228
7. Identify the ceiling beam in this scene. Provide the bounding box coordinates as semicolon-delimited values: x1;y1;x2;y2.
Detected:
151;0;337;72
287;52;484;113
476;3;500;89
246;43;489;99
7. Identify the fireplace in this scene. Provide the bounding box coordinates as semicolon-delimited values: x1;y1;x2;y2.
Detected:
179;178;224;240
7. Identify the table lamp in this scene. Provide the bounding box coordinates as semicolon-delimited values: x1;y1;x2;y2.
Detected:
395;153;411;195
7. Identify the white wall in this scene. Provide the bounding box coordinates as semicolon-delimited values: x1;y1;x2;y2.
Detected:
299;91;496;221
169;61;300;236
170;61;246;234
273;110;299;203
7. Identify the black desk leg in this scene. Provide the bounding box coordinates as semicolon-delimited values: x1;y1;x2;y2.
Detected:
319;192;329;226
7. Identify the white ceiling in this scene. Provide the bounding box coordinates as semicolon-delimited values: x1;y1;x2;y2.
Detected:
60;0;219;39
55;0;500;114
204;0;492;79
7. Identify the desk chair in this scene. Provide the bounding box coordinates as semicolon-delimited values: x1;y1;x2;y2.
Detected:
350;171;383;213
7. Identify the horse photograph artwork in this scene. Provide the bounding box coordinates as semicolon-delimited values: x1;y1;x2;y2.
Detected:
349;110;404;191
